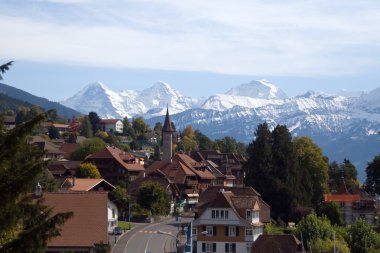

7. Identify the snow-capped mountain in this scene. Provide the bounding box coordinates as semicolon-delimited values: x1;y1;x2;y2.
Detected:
61;79;380;180
225;79;288;99
61;81;202;118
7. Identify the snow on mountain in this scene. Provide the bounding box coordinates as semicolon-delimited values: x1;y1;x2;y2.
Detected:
61;81;201;118
225;79;288;99
356;87;380;113
201;94;286;111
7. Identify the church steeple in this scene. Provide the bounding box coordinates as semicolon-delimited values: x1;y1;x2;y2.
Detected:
163;107;173;133
162;107;173;162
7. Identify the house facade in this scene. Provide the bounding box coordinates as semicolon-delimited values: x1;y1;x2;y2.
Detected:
193;189;266;253
99;119;123;133
324;192;376;225
85;146;145;185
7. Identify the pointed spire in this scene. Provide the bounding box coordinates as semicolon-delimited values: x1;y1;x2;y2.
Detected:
163;106;173;132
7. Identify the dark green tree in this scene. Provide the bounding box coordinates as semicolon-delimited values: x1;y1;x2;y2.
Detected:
122;117;135;138
0;114;72;252
150;145;161;162
88;112;101;135
294;136;329;210
132;117;150;141
137;181;170;216
244;123;275;213
330;159;358;193
48;125;59;139
365;153;380;195
78;116;93;138
319;202;344;226
194;130;214;150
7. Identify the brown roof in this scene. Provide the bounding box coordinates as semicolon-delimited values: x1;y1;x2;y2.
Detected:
62;178;115;191
43;192;108;248
86;146;144;172
324;194;360;202
60;143;80;158
100;119;121;124
251;234;302;253
174;154;215;180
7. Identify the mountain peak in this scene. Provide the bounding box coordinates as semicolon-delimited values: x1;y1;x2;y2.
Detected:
226;79;287;99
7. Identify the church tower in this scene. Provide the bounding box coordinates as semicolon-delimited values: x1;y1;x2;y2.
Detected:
162;107;174;162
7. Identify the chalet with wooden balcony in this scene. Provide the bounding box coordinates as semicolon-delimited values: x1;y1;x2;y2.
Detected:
193;187;268;253
84;146;145;185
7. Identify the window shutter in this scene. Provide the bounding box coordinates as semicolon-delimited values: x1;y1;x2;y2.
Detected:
213;226;216;236
213;243;216;252
232;243;236;253
202;243;205;252
225;243;229;253
236;226;239;236
225;226;228;236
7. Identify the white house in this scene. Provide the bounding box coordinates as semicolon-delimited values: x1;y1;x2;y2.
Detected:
100;119;123;133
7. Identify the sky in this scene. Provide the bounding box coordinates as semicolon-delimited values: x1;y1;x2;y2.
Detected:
1;0;380;101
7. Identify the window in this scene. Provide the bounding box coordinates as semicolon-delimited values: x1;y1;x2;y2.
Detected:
245;227;253;236
221;210;224;219
225;210;229;219
112;209;115;218
229;226;236;236
211;209;229;219
202;243;216;253
246;210;252;220
192;227;197;236
215;210;219;219
225;243;236;253
253;211;259;219
206;226;214;236
212;210;215;219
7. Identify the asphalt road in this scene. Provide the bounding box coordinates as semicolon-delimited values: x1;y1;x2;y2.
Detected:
112;217;193;253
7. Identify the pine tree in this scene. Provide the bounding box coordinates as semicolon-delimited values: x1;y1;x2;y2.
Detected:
0;114;72;252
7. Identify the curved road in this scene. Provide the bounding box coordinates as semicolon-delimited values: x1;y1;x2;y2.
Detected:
112;217;192;253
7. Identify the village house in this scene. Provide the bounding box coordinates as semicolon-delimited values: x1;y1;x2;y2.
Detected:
40;122;70;135
99;119;123;133
192;151;246;187
84;146;145;184
31;136;65;160
42;191;117;252
146;153;215;211
192;188;267;253
2;115;16;130
251;234;303;253
324;191;376;225
60;177;116;192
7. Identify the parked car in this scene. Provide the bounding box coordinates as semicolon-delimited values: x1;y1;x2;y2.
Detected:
113;227;123;235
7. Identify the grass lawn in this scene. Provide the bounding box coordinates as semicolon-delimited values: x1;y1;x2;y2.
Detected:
118;221;134;230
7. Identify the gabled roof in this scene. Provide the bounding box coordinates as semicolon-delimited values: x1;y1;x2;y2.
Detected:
86;146;144;172
324;194;360;202
251;234;302;253
174;154;215;180
62;178;116;191
43;192;108;248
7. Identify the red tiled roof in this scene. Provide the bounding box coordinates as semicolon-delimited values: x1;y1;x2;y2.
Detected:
324;194;360;202
251;234;302;253
43;192;108;248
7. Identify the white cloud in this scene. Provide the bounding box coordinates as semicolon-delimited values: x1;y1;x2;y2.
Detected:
1;0;380;76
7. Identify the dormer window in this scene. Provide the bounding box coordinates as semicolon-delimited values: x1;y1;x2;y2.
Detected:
246;210;252;220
